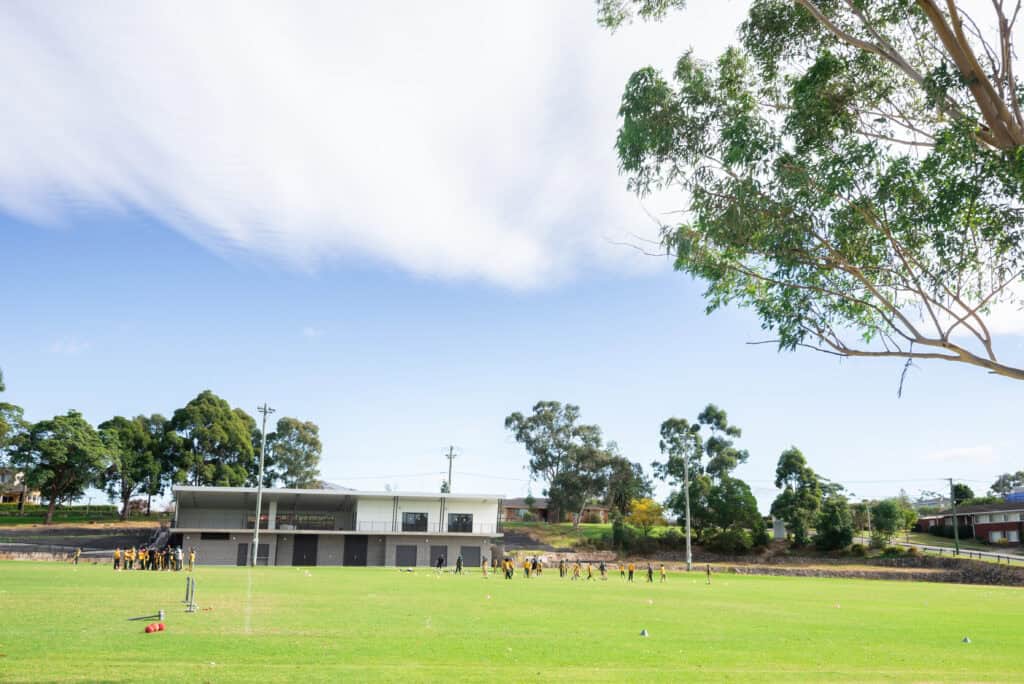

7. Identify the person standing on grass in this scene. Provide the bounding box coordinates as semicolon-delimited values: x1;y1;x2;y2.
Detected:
627;562;635;583
188;547;196;572
559;559;565;578
176;546;183;571
571;562;580;581
586;563;594;581
481;557;488;578
73;547;81;565
455;553;463;575
113;547;121;571
599;561;607;580
660;564;667;583
706;563;711;585
646;563;654;583
619;562;625;580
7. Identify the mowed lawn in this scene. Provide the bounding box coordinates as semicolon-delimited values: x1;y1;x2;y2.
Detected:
1;562;1022;682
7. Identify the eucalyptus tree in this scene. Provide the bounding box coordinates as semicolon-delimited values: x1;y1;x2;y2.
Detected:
600;0;1024;385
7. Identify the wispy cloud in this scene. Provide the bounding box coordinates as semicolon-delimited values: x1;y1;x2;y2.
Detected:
922;445;997;465
47;337;89;355
0;2;741;288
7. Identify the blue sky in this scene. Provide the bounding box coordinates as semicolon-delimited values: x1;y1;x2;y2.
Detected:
1;1;1021;510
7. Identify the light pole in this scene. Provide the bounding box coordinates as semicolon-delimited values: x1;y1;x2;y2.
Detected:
252;403;275;567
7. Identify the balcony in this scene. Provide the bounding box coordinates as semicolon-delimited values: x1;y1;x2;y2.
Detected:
355;521;499;534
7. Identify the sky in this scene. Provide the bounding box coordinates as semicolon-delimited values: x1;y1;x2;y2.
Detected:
1;0;1022;512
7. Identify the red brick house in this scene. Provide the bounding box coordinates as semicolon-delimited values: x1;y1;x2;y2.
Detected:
917;502;1023;544
502;497;610;524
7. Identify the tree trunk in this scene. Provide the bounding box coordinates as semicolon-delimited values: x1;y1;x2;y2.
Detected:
45;494;57;525
120;491;130;521
146;493;152;516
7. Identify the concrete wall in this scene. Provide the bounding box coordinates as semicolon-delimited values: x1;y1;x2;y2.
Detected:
275;535;294;566
178;508;248;529
383;534;492;567
318;536;345;566
367;535;386;565
179;533;244;566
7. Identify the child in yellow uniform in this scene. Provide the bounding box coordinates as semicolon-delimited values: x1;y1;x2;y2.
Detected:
188;548;196;572
627;562;635;582
113;547;121;571
619;563;625;579
660;564;667;582
126;547;134;570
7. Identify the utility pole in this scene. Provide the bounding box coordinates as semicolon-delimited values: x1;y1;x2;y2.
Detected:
252;403;275;567
444;446;456;493
949;477;960;556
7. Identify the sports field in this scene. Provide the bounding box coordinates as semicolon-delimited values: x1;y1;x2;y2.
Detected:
2;561;1021;682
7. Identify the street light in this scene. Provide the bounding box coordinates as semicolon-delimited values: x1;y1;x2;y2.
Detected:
252;403;275;567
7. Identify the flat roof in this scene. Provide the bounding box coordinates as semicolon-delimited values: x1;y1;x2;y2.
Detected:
172;485;504;502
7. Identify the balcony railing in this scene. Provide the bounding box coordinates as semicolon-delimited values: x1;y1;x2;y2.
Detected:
355;521;499;534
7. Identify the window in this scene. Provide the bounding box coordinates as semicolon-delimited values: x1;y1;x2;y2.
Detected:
989;530;1004;543
448;513;473;533
402;512;428;532
275;512;336;530
1008;530;1020;543
977;514;990;524
201;532;230;541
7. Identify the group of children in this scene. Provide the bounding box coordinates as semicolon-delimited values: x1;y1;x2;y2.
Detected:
112;545;195;572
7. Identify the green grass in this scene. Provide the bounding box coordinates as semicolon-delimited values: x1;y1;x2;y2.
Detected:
1;561;1022;682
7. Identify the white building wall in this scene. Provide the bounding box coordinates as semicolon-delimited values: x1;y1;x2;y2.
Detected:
443;500;500;533
355;497;395;531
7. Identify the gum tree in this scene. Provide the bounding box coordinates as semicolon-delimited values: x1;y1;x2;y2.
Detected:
600;1;1024;385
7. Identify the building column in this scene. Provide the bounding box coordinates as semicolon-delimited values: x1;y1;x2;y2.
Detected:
268;500;277;530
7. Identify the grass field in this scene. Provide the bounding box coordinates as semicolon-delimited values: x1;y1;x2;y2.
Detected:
2;561;1022;682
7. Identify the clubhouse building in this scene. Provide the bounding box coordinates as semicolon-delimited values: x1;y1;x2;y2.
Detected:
170;485;504;567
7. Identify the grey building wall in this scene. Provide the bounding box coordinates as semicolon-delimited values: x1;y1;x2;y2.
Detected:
178;508;248;529
382;535;494;567
275;535;294;566
367;536;386;566
318;536;345;566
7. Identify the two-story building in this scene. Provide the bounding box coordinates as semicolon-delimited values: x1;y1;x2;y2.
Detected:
170;485;504;567
0;468;42;505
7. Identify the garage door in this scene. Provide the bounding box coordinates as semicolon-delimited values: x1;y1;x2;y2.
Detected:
459;546;481;567
395;544;417;567
430;545;447;567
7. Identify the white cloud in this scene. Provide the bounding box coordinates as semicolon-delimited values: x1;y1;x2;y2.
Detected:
922;445;997;465
47;337;89;355
0;1;748;288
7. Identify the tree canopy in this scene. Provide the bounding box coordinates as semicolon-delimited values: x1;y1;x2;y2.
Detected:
98;415;164;519
770;446;823;545
601;0;1024;384
266;417;322;488
990;470;1024;496
11;411;107;524
169;390;255;487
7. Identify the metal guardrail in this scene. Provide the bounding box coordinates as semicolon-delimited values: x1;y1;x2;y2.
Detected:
890;540;1024;565
355;521;499;534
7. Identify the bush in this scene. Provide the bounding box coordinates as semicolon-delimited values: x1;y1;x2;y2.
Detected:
751;522;771;548
905;546;920;556
869;532;889;549
582;511;604;524
848;543;867;557
881;546;906;558
659;527;684;550
706;526;753;554
814;496;855;550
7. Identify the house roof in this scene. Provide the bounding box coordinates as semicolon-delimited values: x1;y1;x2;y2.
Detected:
935;501;1024;515
171;485;504;507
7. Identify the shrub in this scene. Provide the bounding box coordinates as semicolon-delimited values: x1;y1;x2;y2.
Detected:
881;546;906;558
582;512;604;524
659;527;684;550
869;531;889;549
751;522;771;548
814;496;855;550
848;543;867;557
905;546;920;556
706;526;753;554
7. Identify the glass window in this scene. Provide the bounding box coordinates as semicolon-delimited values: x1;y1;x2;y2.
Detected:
977;514;990;523
448;513;473;533
402;512;428;532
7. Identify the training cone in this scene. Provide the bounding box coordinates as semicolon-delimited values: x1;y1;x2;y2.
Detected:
640;629;649;637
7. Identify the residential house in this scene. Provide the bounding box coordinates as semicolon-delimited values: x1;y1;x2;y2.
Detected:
916;501;1024;544
0;468;42;505
501;497;610;524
